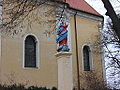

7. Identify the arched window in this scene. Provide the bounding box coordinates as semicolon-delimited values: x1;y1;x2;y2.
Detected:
24;35;37;68
83;45;91;71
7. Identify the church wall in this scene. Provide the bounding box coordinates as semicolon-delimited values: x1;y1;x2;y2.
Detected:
70;14;104;89
0;1;104;89
0;5;58;88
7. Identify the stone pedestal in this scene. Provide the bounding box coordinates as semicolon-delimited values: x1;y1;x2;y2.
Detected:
55;52;73;90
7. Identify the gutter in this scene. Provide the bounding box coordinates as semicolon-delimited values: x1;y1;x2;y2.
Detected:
74;12;80;90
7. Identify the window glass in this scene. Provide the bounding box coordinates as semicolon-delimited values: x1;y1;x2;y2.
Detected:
83;46;91;71
25;35;36;68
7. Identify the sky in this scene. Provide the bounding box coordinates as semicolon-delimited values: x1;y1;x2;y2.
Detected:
85;0;120;15
85;0;106;15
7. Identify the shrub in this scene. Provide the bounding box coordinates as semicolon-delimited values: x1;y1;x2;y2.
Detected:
0;84;57;90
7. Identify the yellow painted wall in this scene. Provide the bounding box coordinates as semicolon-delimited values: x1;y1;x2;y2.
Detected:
70;15;103;89
0;5;58;88
0;2;104;89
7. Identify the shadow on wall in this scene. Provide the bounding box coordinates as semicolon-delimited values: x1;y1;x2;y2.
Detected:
73;72;113;90
2;72;57;90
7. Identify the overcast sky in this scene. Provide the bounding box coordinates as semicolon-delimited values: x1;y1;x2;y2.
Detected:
85;0;120;15
85;0;106;15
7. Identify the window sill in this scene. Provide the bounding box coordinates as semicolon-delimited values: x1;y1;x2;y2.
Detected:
23;67;40;70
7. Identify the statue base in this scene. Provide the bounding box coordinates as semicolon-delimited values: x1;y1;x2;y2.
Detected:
55;52;73;90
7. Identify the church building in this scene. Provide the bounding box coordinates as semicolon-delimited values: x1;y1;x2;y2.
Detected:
0;0;104;90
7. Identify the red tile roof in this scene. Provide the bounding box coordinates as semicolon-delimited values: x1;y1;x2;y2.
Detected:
57;0;101;16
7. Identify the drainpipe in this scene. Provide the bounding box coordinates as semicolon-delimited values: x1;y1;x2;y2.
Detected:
74;12;80;90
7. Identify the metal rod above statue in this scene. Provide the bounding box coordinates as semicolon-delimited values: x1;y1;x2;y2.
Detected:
56;21;70;52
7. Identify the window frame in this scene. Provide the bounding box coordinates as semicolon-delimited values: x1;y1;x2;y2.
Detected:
23;34;40;69
82;44;93;71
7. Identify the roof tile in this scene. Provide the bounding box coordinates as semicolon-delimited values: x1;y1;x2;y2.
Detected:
57;0;101;16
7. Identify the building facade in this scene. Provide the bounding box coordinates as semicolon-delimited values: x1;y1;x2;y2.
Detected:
0;0;104;90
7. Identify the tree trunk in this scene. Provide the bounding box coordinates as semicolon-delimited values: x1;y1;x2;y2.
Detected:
101;0;120;40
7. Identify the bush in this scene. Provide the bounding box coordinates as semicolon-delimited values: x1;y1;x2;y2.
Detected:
0;84;57;90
